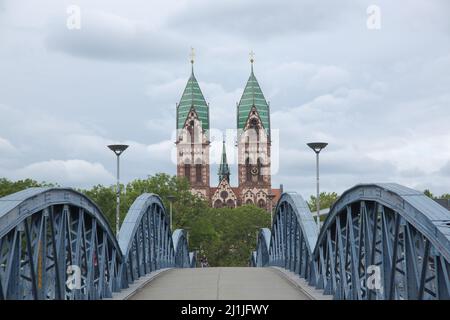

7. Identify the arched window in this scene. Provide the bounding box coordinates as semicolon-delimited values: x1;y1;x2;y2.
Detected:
257;158;263;182
214;200;223;208
258;199;266;208
246;199;253;205
195;164;202;183
188;120;195;144
245;158;252;182
246;120;259;144
250;118;259;136
227;199;235;208
184;163;191;182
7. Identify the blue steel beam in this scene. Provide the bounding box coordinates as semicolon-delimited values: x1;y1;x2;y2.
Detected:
0;188;194;300
0;188;122;299
253;183;450;300
254;192;318;283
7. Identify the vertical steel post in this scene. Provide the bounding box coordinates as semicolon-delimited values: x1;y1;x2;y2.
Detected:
307;142;327;233
170;201;173;231
108;144;128;237
116;154;120;236
316;152;320;233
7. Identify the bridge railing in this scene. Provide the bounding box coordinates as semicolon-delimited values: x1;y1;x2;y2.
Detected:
253;192;319;283
253;183;450;300
0;188;194;300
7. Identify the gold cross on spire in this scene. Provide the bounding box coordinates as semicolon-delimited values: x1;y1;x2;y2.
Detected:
190;47;195;64
249;50;255;64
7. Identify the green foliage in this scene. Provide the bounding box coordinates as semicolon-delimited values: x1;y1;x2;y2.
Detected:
123;173;206;230
308;192;339;212
423;189;449;200
80;174;205;231
423;189;434;199
189;205;270;267
0;178;56;197
80;175;270;266
82;184;118;228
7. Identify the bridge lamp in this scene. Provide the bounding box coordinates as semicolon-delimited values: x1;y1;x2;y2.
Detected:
107;144;129;236
167;195;177;231
307;142;328;233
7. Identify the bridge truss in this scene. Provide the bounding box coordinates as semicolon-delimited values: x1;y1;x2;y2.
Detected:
253;183;450;300
0;188;194;300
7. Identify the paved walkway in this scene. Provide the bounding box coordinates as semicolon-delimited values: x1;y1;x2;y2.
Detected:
129;267;310;300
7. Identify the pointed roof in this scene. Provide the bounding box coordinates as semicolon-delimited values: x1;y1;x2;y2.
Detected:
237;62;270;133
218;139;230;183
177;65;209;131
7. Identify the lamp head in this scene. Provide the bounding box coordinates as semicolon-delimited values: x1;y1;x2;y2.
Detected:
307;142;328;154
108;144;129;156
167;195;177;202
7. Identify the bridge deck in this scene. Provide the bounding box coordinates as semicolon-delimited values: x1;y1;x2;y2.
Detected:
129;267;310;300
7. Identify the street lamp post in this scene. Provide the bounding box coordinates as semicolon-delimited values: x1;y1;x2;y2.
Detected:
267;193;276;228
107;144;129;236
307;142;328;233
167;195;177;231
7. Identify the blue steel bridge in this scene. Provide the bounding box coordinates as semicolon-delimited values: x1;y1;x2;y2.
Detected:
0;183;449;300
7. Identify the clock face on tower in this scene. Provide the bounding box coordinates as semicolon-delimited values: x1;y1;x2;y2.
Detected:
251;167;259;176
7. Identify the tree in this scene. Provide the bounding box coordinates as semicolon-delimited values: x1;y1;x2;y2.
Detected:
423;189;434;199
82;184;118;228
82;175;270;267
423;189;450;200
0;178;56;197
80;173;205;230
190;205;270;267
308;192;339;212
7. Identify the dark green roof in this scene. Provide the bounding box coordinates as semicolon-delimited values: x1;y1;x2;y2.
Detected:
218;140;230;183
237;66;270;133
177;70;209;130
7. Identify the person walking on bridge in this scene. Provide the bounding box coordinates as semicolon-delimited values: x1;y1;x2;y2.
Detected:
200;255;209;268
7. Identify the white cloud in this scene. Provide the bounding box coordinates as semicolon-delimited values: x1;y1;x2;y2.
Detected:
45;10;184;62
15;159;114;187
0;136;16;153
306;66;350;92
168;0;357;39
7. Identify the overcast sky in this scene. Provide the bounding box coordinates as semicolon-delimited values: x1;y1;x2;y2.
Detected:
0;0;449;198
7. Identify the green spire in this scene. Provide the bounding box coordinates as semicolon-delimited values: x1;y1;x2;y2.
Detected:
237;56;270;133
218;138;230;183
177;53;209;131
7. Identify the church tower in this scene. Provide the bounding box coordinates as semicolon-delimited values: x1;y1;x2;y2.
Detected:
211;137;238;208
176;50;211;199
218;138;230;183
236;54;272;209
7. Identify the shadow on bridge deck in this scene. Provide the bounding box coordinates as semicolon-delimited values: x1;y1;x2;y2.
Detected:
128;267;310;300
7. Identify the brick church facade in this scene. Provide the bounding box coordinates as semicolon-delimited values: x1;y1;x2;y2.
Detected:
175;56;281;211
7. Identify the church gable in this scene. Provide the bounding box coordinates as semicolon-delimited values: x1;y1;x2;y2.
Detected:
243;106;267;134
178;107;209;145
211;179;237;208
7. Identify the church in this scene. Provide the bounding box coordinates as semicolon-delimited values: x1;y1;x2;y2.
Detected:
175;53;281;211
